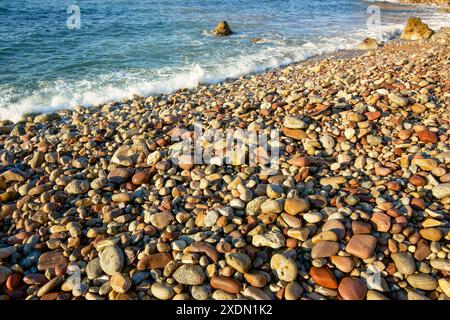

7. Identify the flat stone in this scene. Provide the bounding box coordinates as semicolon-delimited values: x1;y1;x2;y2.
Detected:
173;264;206;285
0;246;16;260
388;93;408;107
319;176;346;188
210;276;242;294
432;183;450;199
284;281;303;300
107;168;133;184
244;272;267;288
99;245;124;276
391;252;416;275
345;235;377;259
419;228;442;241
86;257;102;280
284;197;310;215
330;256;355;273
322;219;346;240
438;278;450;298
151;281;175;300
37;251;68;271
406;274;438;291
65;180;90;195
417;130;437;144
371;212;391;232
260;199;283;214
283;116;307;129
411;158;437;171
252;231;285;249
430;258;450;272
242;286;271;300
310;266;338;289
311;241;339;259
137;253;173;270
149;211;174;229
110;272;132;293
338;277;367;300
270;253;298;282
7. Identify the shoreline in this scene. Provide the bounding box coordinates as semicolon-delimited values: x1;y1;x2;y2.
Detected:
0;14;450;301
1;3;449;122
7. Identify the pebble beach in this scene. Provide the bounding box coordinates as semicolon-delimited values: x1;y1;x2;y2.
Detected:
1;10;450;301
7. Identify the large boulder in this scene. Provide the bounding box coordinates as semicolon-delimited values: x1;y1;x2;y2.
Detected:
400;17;433;41
213;21;233;37
356;38;379;50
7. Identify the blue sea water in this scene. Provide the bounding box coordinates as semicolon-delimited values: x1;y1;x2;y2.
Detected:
0;0;448;121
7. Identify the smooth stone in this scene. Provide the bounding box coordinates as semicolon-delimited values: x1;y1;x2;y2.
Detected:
310;266;338;289
242;286;271;300
210;276;242;294
86;257;102;280
110;272;132;293
406;274;438;291
65;180;90;195
311;241;339;259
99;245;124;276
432;183;450;199
338;277;367;300
137;253;173;270
391;252;416;275
37;251;69;271
225;252;251;273
284;197;310;215
284;281;303;300
430;258;450;272
173;264;206;285
345;235;377;259
151;281;175;300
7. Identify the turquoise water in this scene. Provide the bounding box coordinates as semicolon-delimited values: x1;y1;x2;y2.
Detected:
0;0;448;121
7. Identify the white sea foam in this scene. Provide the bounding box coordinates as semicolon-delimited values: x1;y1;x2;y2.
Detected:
0;10;448;122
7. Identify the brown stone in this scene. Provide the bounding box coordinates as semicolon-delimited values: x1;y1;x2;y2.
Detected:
210;276;242;294
310;266;338;289
107;168;133;184
419;228;442;241
188;242;219;262
322;219;346;240
311;241;339;259
284;197;310;215
37;251;69;271
371;212;391;232
330;256;355;273
338;277;368;300
417;130;437;144
345;235;377;259
282;128;307;140
410;175;427;187
351;221;372;234
414;239;431;261
137;253;173;270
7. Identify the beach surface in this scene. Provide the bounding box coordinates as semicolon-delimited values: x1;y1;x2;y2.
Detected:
0;8;450;301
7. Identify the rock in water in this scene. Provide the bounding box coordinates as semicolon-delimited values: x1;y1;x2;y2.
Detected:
356;38;379;50
400;17;433;41
213;21;233;36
